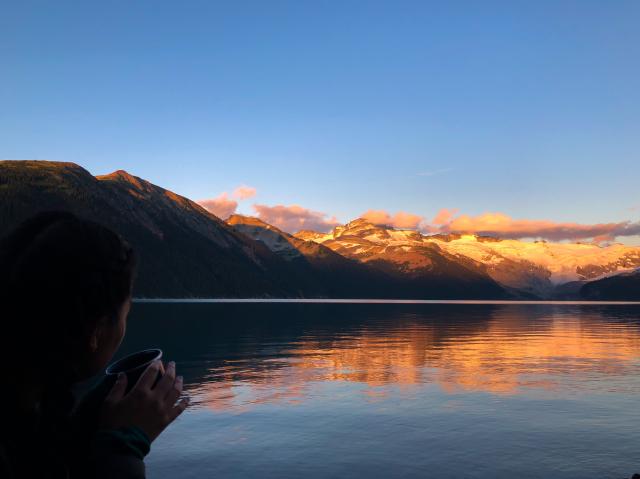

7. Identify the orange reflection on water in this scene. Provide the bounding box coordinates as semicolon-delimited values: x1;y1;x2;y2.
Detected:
189;311;640;411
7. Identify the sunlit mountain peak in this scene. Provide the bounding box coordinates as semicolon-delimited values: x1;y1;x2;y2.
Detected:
228;214;274;230
96;169;145;188
292;216;640;298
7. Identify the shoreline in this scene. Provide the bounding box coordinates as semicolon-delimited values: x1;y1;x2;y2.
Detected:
133;298;640;305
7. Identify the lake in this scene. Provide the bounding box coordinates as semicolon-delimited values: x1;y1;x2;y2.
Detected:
120;301;640;478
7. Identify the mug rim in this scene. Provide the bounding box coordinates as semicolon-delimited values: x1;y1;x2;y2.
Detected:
105;348;163;376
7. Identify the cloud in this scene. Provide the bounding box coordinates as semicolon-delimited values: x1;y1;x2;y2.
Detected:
361;210;425;229
432;208;459;225
232;185;257;200
197;184;256;219
197;193;238;219
436;211;640;242
252;204;340;233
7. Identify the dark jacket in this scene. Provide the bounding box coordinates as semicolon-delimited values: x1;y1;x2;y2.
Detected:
0;382;150;479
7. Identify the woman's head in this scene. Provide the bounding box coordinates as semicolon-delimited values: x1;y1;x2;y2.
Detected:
0;211;137;382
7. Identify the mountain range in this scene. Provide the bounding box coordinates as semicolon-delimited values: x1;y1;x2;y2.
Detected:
294;220;640;299
1;160;638;300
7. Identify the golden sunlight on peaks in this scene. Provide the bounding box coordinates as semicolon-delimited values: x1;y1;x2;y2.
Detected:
189;313;640;412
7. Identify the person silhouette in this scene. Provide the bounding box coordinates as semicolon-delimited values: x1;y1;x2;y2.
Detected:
0;211;188;478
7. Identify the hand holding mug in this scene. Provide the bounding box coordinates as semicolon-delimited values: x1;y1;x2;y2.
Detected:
100;360;189;442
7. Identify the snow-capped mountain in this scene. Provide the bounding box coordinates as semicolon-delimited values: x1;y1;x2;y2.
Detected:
294;218;640;298
4;161;635;300
230;215;508;299
228;214;306;261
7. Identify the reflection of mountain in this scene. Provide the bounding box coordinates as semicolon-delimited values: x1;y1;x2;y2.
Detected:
124;303;640;411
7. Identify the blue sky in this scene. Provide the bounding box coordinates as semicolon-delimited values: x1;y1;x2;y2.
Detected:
1;1;639;241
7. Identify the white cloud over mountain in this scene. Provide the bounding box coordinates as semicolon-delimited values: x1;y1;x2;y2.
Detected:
360;210;424;230
198;184;257;219
436;211;640;242
252;204;340;233
355;208;640;242
198;193;238;219
232;185;257;200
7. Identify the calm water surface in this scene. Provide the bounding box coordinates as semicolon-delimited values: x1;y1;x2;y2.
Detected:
120;302;640;478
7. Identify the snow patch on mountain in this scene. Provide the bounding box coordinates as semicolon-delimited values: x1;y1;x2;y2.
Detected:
228;214;303;260
429;235;640;284
293;217;640;296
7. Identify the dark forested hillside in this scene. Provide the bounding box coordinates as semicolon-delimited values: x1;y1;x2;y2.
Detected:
580;271;640;301
0;161;307;297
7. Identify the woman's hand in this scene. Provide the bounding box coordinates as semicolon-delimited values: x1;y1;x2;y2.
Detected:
100;360;190;442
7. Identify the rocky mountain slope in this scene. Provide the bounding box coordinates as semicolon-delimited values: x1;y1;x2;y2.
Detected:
228;215;507;298
1;161;506;299
296;218;509;299
3;160;636;300
228;215;389;298
295;219;640;299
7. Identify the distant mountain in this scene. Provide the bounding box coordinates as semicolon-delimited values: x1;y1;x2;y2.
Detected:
294;218;509;299
227;215;392;298
580;270;640;301
0;161;507;299
3;160;637;300
295;219;640;299
228;215;507;298
0;161;307;298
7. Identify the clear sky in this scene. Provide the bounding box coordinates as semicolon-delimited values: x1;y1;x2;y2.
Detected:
2;1;639;241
